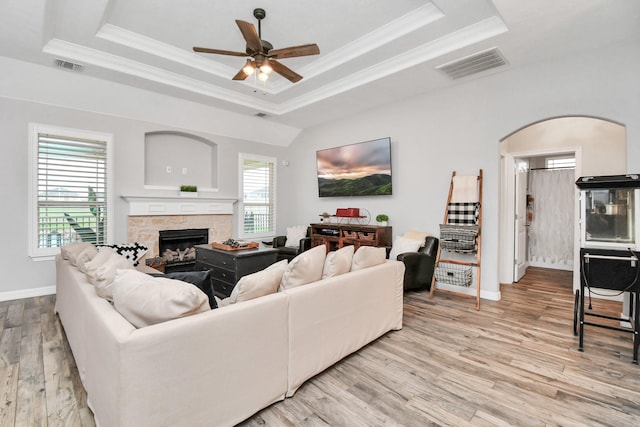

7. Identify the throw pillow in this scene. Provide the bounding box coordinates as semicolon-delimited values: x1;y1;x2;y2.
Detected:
322;245;355;279
83;246;118;274
351;246;387;271
151;270;217;309
388;236;423;261
99;242;148;266
60;242;94;266
227;259;288;304
403;231;430;243
76;245;99;273
285;225;308;247
279;245;327;290
112;269;210;328
87;251;135;300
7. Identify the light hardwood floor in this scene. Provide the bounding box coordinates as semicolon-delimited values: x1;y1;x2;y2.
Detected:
2;267;639;426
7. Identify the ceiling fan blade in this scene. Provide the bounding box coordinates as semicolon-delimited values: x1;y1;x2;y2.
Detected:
232;67;250;81
269;44;320;59
193;47;248;57
235;20;263;53
269;59;303;83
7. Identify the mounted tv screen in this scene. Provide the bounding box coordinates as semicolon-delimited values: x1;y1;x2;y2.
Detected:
316;137;392;197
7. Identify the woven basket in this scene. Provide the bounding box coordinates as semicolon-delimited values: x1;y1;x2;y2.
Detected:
435;263;473;287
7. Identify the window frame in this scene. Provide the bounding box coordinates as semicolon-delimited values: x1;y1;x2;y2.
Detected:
238;153;277;239
28;123;114;260
545;156;576;169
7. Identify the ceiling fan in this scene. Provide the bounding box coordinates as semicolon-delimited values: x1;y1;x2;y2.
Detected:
193;8;320;83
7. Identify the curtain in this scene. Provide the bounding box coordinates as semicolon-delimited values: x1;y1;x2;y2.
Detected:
528;169;574;265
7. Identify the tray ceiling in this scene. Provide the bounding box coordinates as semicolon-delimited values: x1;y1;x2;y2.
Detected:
0;0;638;128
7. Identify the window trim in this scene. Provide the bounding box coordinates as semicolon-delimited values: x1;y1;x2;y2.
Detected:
545;156;576;169
238;153;277;239
28;123;114;260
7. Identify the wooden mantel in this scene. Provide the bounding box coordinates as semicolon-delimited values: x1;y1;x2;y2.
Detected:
121;195;236;216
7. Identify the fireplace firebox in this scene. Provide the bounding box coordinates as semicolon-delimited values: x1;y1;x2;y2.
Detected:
159;228;208;273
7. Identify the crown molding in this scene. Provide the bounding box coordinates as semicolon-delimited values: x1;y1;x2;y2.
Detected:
268;3;446;93
97;24;239;79
95;3;445;96
42;12;508;117
42;38;277;113
277;16;509;114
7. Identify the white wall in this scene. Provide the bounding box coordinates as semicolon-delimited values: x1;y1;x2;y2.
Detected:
2;37;638;300
0;96;286;298
278;38;640;301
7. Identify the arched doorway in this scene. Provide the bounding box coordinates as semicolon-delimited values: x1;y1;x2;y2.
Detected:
499;116;626;291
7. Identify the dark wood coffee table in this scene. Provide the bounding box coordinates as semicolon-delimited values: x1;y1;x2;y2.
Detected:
194;244;278;298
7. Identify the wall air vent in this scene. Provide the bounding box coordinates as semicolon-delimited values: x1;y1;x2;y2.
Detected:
54;59;83;71
255;112;269;118
436;47;507;80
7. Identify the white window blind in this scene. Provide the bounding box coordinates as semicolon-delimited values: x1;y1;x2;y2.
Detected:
240;154;276;238
29;124;112;258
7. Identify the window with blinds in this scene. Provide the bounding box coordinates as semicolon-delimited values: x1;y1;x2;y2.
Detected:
29;124;113;258
239;154;276;238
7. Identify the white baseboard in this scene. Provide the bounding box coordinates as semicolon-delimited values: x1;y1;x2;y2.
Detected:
433;282;501;301
0;286;56;302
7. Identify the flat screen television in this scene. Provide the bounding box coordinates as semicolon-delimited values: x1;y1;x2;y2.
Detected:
316;137;392;197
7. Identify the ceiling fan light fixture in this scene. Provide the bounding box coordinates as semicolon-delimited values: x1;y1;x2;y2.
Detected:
259;63;273;74
192;8;319;84
242;60;256;76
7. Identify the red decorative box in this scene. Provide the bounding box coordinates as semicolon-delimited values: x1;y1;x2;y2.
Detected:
335;208;360;217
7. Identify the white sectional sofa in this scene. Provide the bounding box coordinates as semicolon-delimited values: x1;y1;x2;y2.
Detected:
55;252;404;427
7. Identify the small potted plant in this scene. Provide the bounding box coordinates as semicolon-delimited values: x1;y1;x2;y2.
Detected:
376;214;389;226
179;185;198;197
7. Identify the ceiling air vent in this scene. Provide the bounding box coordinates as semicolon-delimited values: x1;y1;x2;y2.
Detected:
54;59;83;72
436;47;507;80
255;112;269;118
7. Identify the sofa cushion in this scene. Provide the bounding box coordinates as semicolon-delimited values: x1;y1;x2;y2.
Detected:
322;245;355;279
157;270;217;309
388;236;423;261
285;225;307;247
76;245;99;273
60;242;95;266
279;245;327;290
99;242;148;266
86;251;135;300
112;269;210;328
83;246;118;273
351;246;387;271
226;260;288;305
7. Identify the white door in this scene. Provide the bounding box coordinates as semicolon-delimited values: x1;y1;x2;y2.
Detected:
514;160;528;282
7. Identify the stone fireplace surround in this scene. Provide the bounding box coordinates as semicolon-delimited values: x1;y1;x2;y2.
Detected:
122;196;235;261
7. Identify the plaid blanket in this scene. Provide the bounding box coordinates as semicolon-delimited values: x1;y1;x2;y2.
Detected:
446;202;480;225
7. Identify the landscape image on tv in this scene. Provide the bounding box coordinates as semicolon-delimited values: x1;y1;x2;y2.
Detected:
316;137;392;197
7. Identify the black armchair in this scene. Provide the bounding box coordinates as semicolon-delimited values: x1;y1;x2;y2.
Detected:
272;228;311;262
395;236;439;291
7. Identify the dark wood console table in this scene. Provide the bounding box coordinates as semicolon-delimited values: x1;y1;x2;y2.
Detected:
310;223;392;252
194;244;278;298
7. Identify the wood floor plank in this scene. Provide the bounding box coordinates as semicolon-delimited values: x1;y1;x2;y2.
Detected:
0;364;19;427
41;313;84;427
15;307;47;427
